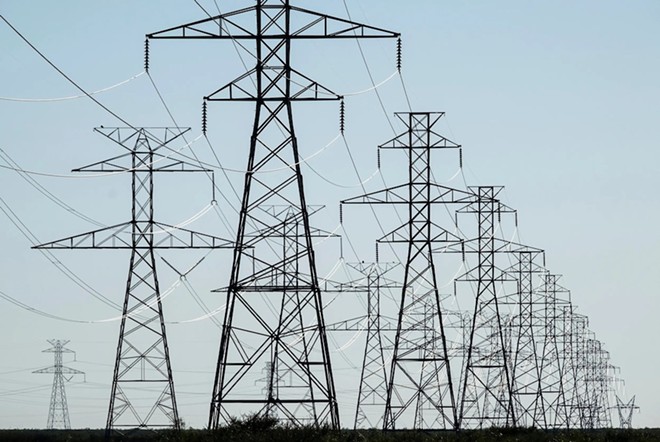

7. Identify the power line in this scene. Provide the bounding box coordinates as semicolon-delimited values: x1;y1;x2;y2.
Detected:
0;14;136;128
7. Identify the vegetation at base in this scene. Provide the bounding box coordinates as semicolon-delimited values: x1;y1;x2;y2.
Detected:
1;415;659;442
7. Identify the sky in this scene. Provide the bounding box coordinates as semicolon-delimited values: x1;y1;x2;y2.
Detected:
1;0;659;430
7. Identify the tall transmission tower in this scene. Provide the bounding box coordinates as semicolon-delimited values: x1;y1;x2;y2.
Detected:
585;338;613;428
614;395;638;429
33;340;85;429
343;112;481;430
147;1;399;429
505;250;546;427
322;262;401;429
35;127;233;433
535;273;570;428
568;312;591;428
349;262;401;429
455;186;517;429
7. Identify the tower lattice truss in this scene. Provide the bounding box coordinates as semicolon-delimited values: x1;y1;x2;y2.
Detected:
36;128;233;433
148;0;399;429
33;340;85;430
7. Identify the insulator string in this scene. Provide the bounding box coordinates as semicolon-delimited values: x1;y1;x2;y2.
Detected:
144;38;150;73
339;98;346;134
202;100;208;135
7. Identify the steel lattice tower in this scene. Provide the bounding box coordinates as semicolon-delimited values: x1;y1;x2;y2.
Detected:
456;186;517;428
557;299;576;428
33;340;85;429
323;262;401;429
343;112;482;430
148;1;398;428
35;128;233;433
507;250;546;427
585;339;613;428
535;273;570;428
614;395;638;429
350;262;400;429
569;313;591;428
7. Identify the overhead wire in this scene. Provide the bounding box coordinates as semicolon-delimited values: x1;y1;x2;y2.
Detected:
0;71;145;102
0;14;137;130
0;195;120;310
0;148;105;227
1;13;225;318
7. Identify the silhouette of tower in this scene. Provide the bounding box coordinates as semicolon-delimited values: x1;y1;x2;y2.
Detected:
614;395;638;429
456;186;517;429
507;250;546;427
568;313;591;428
35;127;233;433
343;112;479;429
147;0;399;429
33;340;85;429
348;262;401;429
535;273;570;428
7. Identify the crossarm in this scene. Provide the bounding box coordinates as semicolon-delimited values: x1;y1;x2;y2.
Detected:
147;5;398;40
33;221;234;249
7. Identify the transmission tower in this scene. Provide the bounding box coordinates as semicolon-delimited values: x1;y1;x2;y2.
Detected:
557;295;577;428
342;112;486;430
614;395;638;429
534;273;571;428
568;313;591;428
35;127;233;433
503;250;546;427
33;340;85;429
584;338;613;428
148;0;399;429
455;186;517;429
348;262;401;429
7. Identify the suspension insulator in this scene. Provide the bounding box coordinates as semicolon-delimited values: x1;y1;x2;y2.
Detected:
377;149;381;169
459;148;463;169
339;98;346;134
202;100;208;135
339;205;343;224
396;37;402;72
144;38;150;73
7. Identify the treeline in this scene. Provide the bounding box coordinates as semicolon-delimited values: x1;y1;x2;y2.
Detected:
0;428;659;442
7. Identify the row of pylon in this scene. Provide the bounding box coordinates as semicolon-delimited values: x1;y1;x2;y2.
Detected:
338;112;631;430
33;0;634;433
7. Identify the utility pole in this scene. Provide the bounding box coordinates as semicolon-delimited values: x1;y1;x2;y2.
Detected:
33;340;85;429
35;127;233;435
147;1;399;429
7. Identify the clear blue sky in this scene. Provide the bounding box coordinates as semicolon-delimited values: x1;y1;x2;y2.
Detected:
0;0;658;429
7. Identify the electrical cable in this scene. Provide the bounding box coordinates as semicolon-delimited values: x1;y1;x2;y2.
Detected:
0;71;145;102
147;72;236;236
0;148;105;227
0;14;137;129
0;195;120;310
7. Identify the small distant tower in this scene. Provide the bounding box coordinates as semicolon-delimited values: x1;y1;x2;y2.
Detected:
614;395;638;429
33;340;85;429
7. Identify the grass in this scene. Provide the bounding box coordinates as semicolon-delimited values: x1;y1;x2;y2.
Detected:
1;416;658;442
